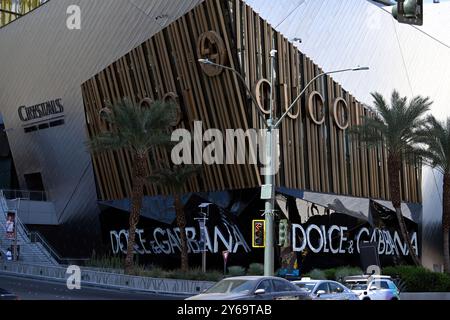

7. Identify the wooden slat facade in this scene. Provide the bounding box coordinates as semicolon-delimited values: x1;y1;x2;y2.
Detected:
81;0;422;204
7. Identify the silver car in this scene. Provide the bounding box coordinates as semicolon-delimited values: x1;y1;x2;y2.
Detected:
292;279;360;300
344;275;401;300
186;276;311;301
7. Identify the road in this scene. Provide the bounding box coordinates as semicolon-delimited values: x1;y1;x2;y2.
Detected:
0;274;189;300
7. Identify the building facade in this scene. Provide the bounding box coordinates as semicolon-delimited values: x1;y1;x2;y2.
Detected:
0;0;434;270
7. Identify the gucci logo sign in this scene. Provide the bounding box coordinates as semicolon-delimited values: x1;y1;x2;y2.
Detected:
306;91;350;130
307;91;326;125
332;98;350;130
139;97;154;108
197;31;227;77
254;79;272;115
163;92;182;127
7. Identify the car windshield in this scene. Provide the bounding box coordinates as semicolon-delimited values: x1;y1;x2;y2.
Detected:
205;280;255;294
295;282;316;293
346;282;368;290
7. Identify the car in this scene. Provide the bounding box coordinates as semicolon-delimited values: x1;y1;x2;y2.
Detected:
186;276;312;300
344;275;400;300
0;288;18;300
292;278;359;300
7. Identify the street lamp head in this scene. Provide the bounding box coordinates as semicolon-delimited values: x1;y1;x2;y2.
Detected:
291;37;302;43
352;66;370;71
198;58;212;65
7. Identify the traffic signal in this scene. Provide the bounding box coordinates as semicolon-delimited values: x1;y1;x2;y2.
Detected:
278;219;290;248
252;220;265;248
392;0;423;26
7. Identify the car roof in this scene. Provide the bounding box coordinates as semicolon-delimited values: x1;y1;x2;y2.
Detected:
292;280;340;284
344;275;392;281
222;276;284;281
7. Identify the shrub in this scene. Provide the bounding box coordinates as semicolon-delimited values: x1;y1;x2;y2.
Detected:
247;263;264;276
87;254;123;271
202;270;224;282
383;266;450;292
334;266;363;282
228;266;246;277
308;269;327;280
324;268;337;280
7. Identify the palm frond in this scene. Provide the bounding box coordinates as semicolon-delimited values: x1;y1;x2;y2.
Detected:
87;98;177;154
353;90;431;158
149;165;202;193
87;132;126;153
420;115;450;174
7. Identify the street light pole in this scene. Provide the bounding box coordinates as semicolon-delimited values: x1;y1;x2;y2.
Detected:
198;58;369;276
262;49;278;276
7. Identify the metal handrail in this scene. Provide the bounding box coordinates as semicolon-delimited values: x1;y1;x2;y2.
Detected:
0;190;88;265
29;231;89;265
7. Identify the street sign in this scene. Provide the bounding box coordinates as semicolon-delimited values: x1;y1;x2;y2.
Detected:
260;184;273;200
222;250;229;263
222;250;230;275
252;220;265;248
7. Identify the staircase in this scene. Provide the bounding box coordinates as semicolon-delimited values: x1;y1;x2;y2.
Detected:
0;191;58;266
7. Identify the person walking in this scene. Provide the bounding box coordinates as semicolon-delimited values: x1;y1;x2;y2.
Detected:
6;248;12;261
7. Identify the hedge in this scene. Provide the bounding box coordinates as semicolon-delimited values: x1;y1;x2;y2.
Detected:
383;266;450;292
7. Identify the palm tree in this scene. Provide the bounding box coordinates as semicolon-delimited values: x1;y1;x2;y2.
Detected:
351;90;432;266
88;98;176;274
417;116;450;273
149;166;200;272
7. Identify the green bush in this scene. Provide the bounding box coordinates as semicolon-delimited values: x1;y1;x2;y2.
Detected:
383;266;450;292
247;263;264;276
228;266;246;277
87;254;123;271
308;269;327;280
132;266;223;282
334;266;363;282
323;268;337;280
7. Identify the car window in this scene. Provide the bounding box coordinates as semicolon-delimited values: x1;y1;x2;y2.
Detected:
380;281;390;289
329;282;345;294
295;282;315;293
388;281;398;291
205;280;255;294
345;282;368;290
257;280;273;293
273;280;297;292
315;283;329;294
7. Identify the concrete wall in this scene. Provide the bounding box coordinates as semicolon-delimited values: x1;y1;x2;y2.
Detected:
6;199;58;225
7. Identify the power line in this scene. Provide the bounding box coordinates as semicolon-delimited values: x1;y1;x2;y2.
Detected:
391;16;415;96
274;0;306;29
377;5;450;50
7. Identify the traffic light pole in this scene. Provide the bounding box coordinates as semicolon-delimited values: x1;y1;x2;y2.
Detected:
263;120;275;276
198;56;369;278
263;50;277;277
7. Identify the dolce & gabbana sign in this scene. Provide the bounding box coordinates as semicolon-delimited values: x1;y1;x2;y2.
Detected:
18;99;64;122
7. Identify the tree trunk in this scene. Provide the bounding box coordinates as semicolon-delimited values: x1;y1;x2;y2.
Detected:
442;173;450;273
174;194;189;272
124;152;146;274
388;153;421;266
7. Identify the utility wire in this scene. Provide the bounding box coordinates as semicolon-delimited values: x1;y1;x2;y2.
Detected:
377;4;450;50
274;0;306;29
391;16;415;96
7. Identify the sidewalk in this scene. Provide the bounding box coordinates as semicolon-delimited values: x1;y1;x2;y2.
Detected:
0;262;215;296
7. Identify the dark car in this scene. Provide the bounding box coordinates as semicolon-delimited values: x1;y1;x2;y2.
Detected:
186;276;311;300
0;288;18;300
